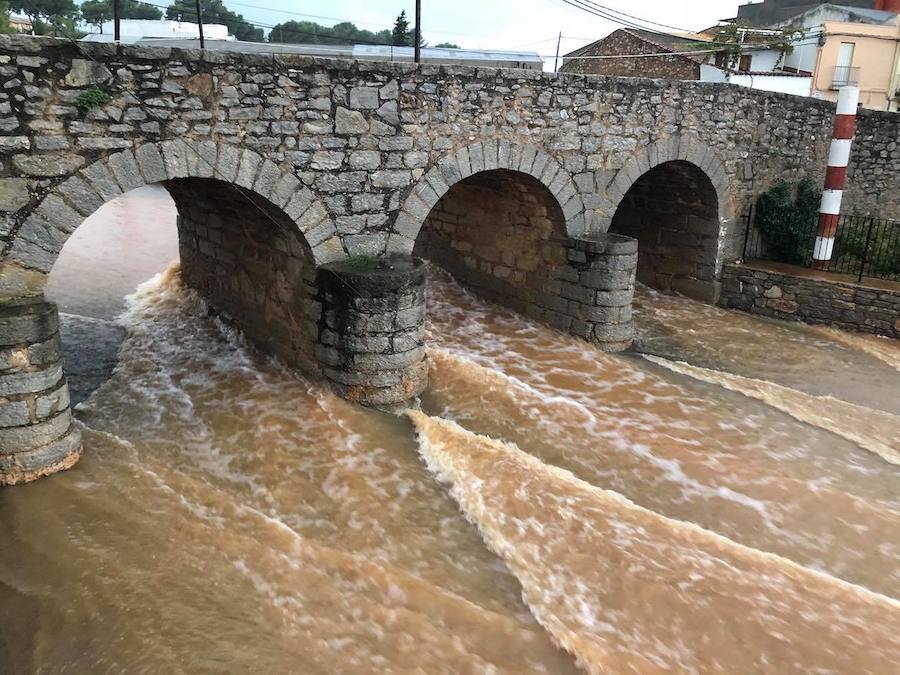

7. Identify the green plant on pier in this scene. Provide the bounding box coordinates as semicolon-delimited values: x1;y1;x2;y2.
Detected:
75;86;111;114
346;254;374;271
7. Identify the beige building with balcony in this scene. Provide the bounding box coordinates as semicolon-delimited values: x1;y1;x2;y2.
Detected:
813;19;900;109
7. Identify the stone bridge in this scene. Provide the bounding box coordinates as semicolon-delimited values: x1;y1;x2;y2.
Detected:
1;34;899;484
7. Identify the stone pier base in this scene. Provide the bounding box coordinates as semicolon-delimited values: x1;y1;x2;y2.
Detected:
316;255;428;408
0;296;82;486
556;233;638;351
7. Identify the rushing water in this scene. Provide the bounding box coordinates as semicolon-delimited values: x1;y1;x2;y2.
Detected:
2;187;899;672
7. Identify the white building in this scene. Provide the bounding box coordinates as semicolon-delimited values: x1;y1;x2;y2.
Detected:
699;4;899;99
81;19;232;43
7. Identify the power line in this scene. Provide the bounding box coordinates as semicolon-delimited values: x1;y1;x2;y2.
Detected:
576;0;693;34
551;0;677;34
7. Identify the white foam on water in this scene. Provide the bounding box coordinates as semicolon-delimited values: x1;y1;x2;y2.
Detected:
810;324;900;372
644;354;900;466
409;411;900;673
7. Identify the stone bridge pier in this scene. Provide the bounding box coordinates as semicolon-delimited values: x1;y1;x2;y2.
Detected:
2;35;899;483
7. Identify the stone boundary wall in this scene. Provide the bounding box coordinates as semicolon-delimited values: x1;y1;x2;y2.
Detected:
720;263;900;338
0;296;81;485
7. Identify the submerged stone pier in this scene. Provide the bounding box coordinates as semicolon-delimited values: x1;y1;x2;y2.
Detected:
0;296;81;485
316;256;428;408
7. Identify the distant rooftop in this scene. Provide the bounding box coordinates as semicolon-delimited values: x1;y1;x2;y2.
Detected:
736;0;876;25
823;3;900;22
564;28;714;64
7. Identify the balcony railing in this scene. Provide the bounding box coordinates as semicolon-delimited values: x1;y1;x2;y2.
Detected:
831;65;860;89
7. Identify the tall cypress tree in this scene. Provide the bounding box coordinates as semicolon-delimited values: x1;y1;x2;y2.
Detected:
391;10;410;46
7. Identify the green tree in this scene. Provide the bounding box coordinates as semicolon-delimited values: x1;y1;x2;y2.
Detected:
12;0;78;22
268;18;392;45
1;1;11;34
165;0;263;42
434;42;459;49
11;0;79;35
680;21;804;73
80;0;161;34
391;9;410;46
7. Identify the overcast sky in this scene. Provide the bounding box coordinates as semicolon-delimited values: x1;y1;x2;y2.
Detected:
221;0;744;64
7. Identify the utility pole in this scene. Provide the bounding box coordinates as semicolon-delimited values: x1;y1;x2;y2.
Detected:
554;31;562;72
414;0;422;64
195;0;205;49
113;0;121;42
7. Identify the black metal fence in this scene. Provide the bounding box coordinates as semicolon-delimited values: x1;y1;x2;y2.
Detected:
742;207;900;283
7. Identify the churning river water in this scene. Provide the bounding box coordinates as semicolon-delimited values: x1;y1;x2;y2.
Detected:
2;187;899;673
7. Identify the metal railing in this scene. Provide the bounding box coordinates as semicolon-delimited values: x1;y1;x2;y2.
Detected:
831;65;860;89
742;207;900;283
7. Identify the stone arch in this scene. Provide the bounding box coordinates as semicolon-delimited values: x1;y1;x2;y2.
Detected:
595;136;734;232
388;141;586;254
4;139;342;284
3;139;333;372
597;137;735;302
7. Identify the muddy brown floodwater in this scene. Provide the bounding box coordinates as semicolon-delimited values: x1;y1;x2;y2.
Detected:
2;186;899;673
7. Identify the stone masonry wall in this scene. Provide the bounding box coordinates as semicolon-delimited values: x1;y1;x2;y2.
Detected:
720;263;900;338
610;160;721;299
172;178;321;371
415;170;568;311
2;33;900;296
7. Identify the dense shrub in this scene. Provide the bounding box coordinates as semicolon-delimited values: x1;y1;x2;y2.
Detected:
754;178;820;266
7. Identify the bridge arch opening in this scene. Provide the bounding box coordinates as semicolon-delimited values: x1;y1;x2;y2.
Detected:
413;169;569;314
42;175;320;401
609;160;721;300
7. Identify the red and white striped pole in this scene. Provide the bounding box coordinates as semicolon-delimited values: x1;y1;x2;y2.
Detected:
813;85;859;268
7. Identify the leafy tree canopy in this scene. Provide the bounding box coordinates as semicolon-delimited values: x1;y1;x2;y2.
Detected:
269;12;425;48
165;0;263;42
680;21;804;72
268;18;392;45
11;0;78;21
434;42;459;49
80;0;161;33
11;0;83;36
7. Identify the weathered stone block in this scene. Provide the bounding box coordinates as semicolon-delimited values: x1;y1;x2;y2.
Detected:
0;425;81;486
0;300;59;347
335;106;370;134
349;86;379;110
0;177;29;212
13;153;85;177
